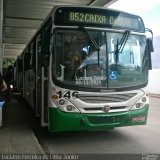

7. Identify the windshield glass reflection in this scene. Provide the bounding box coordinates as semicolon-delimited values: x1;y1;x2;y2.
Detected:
53;29;148;89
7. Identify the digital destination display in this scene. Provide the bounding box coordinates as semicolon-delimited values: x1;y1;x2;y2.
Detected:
69;12;131;27
54;7;145;32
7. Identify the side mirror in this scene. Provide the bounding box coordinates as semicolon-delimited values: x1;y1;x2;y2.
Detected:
146;28;154;52
145;28;154;70
147;38;154;52
146;39;152;70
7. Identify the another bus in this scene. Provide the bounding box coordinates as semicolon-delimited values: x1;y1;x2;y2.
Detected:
14;6;154;132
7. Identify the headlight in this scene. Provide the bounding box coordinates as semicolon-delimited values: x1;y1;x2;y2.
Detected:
131;95;148;110
135;103;142;109
57;98;80;113
66;105;74;111
142;97;147;102
59;99;66;105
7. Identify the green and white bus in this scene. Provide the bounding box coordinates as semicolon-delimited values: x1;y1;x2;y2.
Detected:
14;6;153;132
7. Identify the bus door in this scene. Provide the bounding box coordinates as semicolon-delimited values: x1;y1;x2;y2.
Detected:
35;36;48;126
40;20;52;126
35;32;49;127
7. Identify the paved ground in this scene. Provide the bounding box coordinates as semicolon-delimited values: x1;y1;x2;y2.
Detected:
33;97;160;160
0;96;44;154
0;95;160;160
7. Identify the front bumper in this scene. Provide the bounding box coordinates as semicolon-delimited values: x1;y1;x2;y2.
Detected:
49;104;149;132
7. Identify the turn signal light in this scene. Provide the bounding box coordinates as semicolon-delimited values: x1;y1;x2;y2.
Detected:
51;94;59;99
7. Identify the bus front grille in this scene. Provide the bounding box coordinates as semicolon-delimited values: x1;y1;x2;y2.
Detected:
84;106;126;111
78;93;136;103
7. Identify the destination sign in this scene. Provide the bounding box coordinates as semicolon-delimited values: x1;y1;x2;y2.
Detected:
68;12;131;28
69;12;106;24
54;7;145;32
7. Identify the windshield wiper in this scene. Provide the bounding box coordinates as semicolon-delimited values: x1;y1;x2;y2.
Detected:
74;27;101;78
118;30;130;52
79;26;100;52
114;30;130;66
77;27;101;69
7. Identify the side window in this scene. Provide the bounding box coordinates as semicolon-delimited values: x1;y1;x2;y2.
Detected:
42;20;52;55
30;42;35;67
36;35;42;77
55;32;63;77
24;47;31;70
37;39;42;67
18;58;23;72
42;18;52;66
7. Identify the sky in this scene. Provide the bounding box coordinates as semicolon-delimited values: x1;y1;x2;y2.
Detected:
107;0;160;36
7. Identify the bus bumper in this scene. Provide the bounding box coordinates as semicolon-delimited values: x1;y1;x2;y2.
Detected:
49;104;149;132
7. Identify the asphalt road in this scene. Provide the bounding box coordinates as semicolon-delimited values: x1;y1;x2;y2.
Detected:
33;97;160;159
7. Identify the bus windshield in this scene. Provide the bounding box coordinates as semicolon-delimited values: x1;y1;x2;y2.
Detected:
53;29;148;89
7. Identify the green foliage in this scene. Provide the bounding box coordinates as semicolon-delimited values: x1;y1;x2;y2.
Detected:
3;57;16;68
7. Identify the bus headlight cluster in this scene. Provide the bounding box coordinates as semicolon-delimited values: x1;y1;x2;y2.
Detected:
58;98;80;113
59;99;66;105
131;95;148;110
135;103;142;108
141;97;147;102
66;105;73;111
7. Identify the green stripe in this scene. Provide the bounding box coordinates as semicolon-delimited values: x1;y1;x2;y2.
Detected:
49;104;149;132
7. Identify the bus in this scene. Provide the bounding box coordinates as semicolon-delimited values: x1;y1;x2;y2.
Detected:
14;6;154;132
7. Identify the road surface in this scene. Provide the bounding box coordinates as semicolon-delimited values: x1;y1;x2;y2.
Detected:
33;97;160;159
